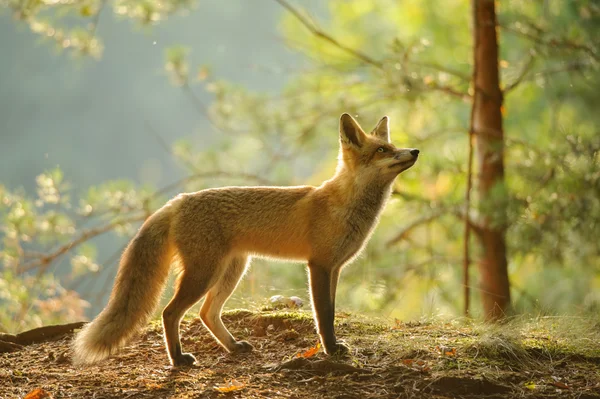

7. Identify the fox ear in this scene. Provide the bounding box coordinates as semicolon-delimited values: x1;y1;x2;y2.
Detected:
339;113;366;148
372;116;390;142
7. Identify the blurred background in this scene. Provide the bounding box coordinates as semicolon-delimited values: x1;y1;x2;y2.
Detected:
1;0;598;333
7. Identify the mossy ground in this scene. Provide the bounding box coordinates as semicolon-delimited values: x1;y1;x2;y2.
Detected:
2;310;600;398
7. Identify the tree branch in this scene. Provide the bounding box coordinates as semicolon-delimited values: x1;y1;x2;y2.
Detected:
429;83;471;101
274;0;383;69
89;0;107;38
503;53;536;93
386;212;441;248
386;212;443;248
500;22;599;62
410;61;471;82
385;206;483;249
16;214;146;274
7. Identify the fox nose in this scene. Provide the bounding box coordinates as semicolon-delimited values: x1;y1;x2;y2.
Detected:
410;149;420;157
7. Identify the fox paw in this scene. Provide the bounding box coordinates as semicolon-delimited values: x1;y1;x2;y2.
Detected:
231;340;254;353
172;353;196;367
326;342;350;356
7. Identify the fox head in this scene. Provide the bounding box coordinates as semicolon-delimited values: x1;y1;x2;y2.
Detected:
337;113;419;182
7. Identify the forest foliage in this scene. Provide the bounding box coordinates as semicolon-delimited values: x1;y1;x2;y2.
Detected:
1;0;599;333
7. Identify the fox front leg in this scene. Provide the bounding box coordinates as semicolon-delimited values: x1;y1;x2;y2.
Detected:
307;264;349;355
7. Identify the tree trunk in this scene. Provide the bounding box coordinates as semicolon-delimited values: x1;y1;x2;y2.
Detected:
471;0;511;320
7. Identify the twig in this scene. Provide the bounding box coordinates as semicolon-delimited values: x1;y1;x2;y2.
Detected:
385;205;483;249
180;82;249;138
463;0;479;318
386;210;446;248
410;61;471;82
413;126;467;144
89;0;107;37
527;61;589;82
500;22;599;62
93;241;132;308
430;83;471;101
274;0;383;69
16;214;146;274
144;121;200;173
16;168;272;276
68;240;129;293
503;53;536;93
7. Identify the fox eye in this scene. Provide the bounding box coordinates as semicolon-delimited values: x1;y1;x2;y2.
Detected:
377;147;385;153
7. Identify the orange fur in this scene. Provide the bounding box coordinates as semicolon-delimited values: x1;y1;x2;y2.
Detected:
72;113;419;366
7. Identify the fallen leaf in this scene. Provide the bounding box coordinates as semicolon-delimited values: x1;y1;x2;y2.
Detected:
401;358;430;372
296;343;320;358
524;381;536;390
551;381;569;389
23;389;52;399
214;379;245;393
436;345;457;357
145;382;163;390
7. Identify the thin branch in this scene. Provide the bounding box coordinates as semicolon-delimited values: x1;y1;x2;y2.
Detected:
273;5;472;100
93;241;132;308
145;121;200;173
391;189;432;204
463;0;479;318
16;214;146;274
429;83;471;101
15;169;273;276
386;210;446;248
527;61;590;82
179;82;242;137
410;61;471;82
89;0;107;38
413;126;467;144
385;206;483;250
68;240;129;294
500;22;599;62
274;0;383;69
503;53;536;93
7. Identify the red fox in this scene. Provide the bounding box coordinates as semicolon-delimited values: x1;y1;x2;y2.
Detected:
72;113;419;366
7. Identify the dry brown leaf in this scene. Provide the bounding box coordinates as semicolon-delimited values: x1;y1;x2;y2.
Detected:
296;343;321;358
402;358;430;372
551;381;570;389
23;388;52;399
213;379;245;393
436;345;457;357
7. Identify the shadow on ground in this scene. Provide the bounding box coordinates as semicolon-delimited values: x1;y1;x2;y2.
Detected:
2;310;600;398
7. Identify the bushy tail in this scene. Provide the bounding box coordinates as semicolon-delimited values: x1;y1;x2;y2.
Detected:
72;206;175;365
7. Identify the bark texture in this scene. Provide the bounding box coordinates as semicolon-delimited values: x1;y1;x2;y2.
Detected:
471;0;511;320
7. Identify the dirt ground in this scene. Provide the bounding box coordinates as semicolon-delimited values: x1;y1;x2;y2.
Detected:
1;310;600;399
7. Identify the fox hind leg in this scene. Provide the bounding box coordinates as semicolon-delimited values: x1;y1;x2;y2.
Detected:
162;266;215;366
200;256;253;353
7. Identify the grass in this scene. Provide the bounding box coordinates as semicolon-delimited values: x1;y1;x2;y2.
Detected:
2;309;600;398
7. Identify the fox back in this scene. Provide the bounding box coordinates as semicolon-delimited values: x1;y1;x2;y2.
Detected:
169;113;419;268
